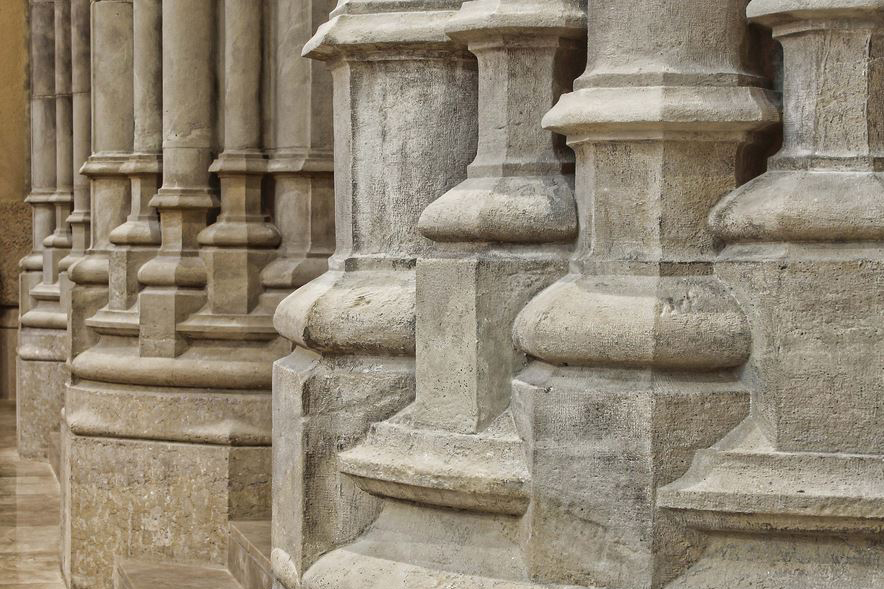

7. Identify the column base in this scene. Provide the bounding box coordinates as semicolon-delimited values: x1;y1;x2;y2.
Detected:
64;427;271;589
272;348;415;588
511;362;750;589
663;533;883;589
658;417;884;589
300;500;548;589
17;327;68;459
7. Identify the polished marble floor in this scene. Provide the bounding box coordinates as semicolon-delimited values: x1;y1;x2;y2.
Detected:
0;400;64;588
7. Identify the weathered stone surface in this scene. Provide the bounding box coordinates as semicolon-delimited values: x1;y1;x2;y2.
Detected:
9;0;882;587
67;432;270;589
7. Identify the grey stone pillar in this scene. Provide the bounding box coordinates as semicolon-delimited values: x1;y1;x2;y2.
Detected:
65;3;272;586
135;0;217;357
17;0;60;459
59;0;93;321
44;0;74;285
298;1;583;587
101;0;162;323
509;0;778;586
259;0;335;309
272;0;477;585
68;0;133;362
658;2;884;587
60;0;92;276
182;0;281;335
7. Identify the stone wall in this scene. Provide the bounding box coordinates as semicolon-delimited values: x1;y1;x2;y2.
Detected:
0;0;30;400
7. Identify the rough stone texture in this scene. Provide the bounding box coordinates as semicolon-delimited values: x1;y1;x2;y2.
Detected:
656;2;884;586
0;0;30;317
0;201;31;307
10;0;883;587
67;432;270;589
0;307;17;399
17;327;67;459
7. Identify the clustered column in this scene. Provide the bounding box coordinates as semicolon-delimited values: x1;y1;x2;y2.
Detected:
271;0;478;585
510;0;778;586
61;0;333;586
294;0;585;586
659;1;884;586
17;0;70;460
259;0;335;308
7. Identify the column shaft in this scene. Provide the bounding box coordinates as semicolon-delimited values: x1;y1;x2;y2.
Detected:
136;0;217;357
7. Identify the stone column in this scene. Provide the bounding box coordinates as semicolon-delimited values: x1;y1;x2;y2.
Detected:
509;1;778;587
59;0;93;315
181;0;280;336
135;0;216;357
658;2;884;587
68;0;133;362
65;2;272;587
17;0;59;459
272;1;477;585
95;0;162;328
259;0;335;308
300;1;583;587
44;0;74;285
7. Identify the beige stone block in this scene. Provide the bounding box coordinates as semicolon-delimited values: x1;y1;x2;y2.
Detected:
65;431;270;589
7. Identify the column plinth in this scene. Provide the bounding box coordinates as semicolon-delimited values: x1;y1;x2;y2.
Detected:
501;0;780;587
658;3;884;587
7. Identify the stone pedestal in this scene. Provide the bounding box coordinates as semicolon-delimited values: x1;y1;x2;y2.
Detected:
657;2;884;587
507;1;779;587
272;2;478;586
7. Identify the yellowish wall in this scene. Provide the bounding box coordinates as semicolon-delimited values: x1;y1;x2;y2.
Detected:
0;0;31;308
0;0;30;399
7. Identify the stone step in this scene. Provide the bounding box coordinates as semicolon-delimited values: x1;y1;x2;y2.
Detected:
47;431;60;481
228;520;272;589
114;559;242;589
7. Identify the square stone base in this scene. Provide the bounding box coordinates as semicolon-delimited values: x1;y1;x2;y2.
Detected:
17;343;67;458
513;362;749;589
63;429;270;589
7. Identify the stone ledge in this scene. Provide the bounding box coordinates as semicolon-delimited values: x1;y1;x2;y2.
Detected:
658;418;884;534
339;409;529;515
114;559;242;589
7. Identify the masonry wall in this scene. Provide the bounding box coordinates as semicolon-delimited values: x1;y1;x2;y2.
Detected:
0;0;31;400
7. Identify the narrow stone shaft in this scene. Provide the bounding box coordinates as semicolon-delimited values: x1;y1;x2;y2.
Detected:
71;0;133;288
105;0;161;315
195;0;280;318
61;0;92;271
21;0;57;282
44;0;73;284
136;0;217;357
16;0;61;461
259;0;335;303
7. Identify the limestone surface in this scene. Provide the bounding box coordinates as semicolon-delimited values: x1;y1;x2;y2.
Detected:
8;0;883;588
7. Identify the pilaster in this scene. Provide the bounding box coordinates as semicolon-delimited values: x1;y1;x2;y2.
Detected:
657;2;884;587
